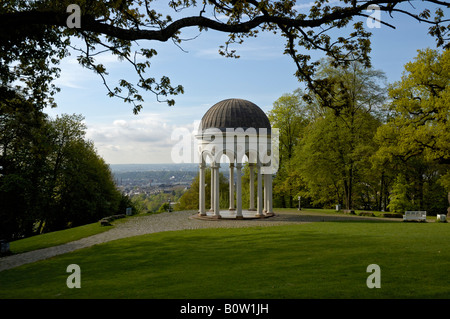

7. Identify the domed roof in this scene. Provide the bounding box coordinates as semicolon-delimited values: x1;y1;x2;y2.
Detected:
200;98;271;133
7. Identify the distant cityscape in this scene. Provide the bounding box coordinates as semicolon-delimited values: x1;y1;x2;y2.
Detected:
110;164;199;197
110;163;235;199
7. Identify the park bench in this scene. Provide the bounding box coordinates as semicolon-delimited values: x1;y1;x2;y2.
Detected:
403;211;427;222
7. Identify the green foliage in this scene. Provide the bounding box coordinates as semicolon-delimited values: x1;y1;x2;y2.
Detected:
0;96;124;239
268;90;309;207
157;202;171;213
282;61;386;210
0;1;184;113
175;168;229;211
271;53;448;214
240;163;255;209
131;188;183;214
0;93;52;238
422;173;449;215
2;1;447;112
117;194;137;216
298;107;383;208
268;90;308;161
387;175;413;214
375;48;450;186
374;48;450;213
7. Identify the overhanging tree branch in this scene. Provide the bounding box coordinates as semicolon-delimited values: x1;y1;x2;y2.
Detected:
0;0;448;111
1;1;447;42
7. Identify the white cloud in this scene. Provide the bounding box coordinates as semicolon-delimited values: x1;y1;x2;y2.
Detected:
53;50;126;90
53;57;96;89
113;119;128;128
86;113;198;164
195;43;282;60
93;54;123;66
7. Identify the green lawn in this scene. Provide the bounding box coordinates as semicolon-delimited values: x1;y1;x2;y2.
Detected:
1;220;449;299
6;208;432;255
8;214;139;254
8;222;113;254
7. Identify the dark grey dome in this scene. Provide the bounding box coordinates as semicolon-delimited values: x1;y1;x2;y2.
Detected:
200;98;271;133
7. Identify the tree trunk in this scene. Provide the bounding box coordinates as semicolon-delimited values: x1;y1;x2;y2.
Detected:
288;191;293;208
384;187;389;212
343;180;350;209
378;173;385;211
447;191;450;216
280;194;286;208
348;165;353;209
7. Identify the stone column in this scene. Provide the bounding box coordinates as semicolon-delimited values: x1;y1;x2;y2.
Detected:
210;163;215;212
256;163;264;217
198;161;206;216
213;162;221;218
229;163;235;210
266;173;274;216
263;173;268;213
236;163;243;219
447;192;450;217
249;163;256;211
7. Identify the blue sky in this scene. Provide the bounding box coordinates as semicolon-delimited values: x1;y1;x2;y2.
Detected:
44;2;444;164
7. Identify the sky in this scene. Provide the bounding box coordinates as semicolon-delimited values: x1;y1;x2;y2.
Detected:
44;2;445;164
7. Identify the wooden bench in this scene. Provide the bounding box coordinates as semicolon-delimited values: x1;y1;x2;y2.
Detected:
403;211;427;222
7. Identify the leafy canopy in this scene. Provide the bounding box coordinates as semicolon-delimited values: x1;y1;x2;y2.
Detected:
1;0;449;113
375;48;450;190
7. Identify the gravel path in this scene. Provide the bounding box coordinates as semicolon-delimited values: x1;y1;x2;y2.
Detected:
0;210;388;272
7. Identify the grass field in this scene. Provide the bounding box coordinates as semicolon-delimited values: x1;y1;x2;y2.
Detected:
8;222;112;254
1;216;449;299
8;214;136;254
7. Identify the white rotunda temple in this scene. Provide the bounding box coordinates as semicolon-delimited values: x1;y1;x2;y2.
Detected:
195;98;275;219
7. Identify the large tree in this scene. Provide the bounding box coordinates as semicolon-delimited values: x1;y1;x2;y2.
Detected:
297;106;382;209
296;60;386;209
1;1;448;113
375;48;450;213
268;90;308;207
0;101;125;239
41;114;122;232
0;91;51;238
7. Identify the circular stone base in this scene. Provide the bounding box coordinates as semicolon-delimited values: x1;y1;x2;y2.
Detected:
191;210;276;220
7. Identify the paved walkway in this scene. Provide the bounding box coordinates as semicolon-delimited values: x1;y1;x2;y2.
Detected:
0;210;389;272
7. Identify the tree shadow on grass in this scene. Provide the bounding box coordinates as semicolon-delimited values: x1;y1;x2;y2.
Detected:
265;212;402;224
